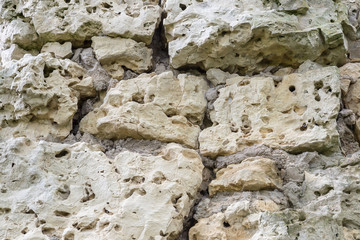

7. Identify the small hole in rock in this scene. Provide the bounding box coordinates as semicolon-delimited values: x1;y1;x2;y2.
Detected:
102;2;111;8
179;3;187;10
55;150;69;158
43;65;56;78
54;210;71;217
300;123;307;131
289;85;296;92
223;221;230;228
21;227;28;234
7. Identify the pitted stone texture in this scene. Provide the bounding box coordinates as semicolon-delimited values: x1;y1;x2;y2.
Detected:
41;42;73;59
209;158;282;196
0;44;36;68
92;36;153;73
199;66;341;158
0;17;40;50
72;47;112;91
163;0;348;74
0;53;95;140
80;71;208;148
341;63;360;116
0;137;204;240
189;210;345;240
340;63;360;144
194;190;288;221
190;148;360;240
0;0;161;49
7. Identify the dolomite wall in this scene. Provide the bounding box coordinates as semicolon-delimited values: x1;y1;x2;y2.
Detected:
2;0;360;239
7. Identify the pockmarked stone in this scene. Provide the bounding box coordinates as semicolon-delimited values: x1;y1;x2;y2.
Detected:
163;0;350;74
0;0;161;49
209;157;282;196
92;36;153;73
0;137;204;239
199;66;341;157
0;53;95;140
80;71;208;148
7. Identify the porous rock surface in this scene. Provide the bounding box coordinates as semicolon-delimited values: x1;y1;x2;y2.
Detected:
200;66;341;157
163;0;351;74
80;71;208;148
208;157;282;196
92;36;153;73
190;145;360;240
0;0;161;49
0;53;95;140
2;0;360;239
0;137;203;240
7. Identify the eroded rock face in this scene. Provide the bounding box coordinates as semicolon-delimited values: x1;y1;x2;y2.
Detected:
190;144;360;240
0;53;95;140
41;42;73;59
80;71;208;148
0;137;204;239
0;0;161;49
2;1;360;239
163;0;348;74
199;66;341;157
209;157;282;196
92;36;153;73
340;63;360;146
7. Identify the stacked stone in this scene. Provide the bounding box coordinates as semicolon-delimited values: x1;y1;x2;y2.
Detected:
1;0;360;239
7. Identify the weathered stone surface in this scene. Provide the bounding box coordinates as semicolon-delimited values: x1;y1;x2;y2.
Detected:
41;42;73;59
0;0;161;48
163;0;348;74
0;53;95;140
0;137;204;239
103;62;125;80
337;109;360;155
2;0;360;239
191;144;360;240
342;63;360;116
80;71;208;148
72;47;112;91
0;44;35;68
92;36;153;73
199;66;341;157
190;210;345;240
209;158;282;196
194;190;288;221
206;68;238;86
0;17;39;50
340;63;360;144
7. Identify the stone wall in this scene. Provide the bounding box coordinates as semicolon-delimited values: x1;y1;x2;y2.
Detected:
1;0;360;239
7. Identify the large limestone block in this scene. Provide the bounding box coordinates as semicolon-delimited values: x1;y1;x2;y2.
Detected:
80;71;208;148
209;158;282;196
92;36;153;73
0;0;161;47
0;137;204;239
163;0;348;74
0;53;95;140
199;66;341;157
